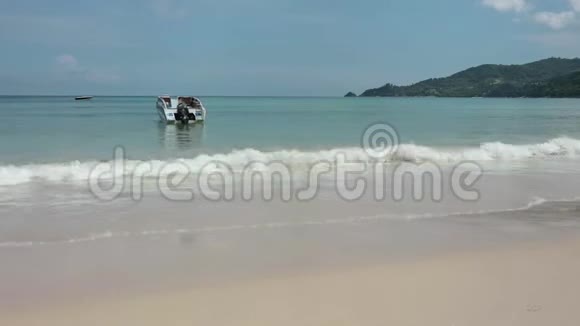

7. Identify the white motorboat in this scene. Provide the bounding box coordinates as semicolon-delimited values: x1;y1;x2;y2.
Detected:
156;96;207;124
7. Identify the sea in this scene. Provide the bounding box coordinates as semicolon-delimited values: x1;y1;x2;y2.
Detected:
1;96;580;306
2;96;580;164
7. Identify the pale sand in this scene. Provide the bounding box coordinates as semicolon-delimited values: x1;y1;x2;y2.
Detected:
5;238;580;326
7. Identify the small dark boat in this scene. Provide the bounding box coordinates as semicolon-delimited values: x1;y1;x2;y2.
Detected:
75;96;94;101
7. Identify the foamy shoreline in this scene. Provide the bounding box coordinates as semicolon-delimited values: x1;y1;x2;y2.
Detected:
1;136;580;186
5;236;580;326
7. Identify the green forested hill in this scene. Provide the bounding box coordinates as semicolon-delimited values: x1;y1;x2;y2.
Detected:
524;71;580;98
358;58;580;98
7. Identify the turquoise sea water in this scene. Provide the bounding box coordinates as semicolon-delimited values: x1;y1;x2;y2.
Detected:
1;96;580;165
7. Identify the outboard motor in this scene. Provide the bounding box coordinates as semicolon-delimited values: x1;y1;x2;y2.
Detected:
176;103;191;124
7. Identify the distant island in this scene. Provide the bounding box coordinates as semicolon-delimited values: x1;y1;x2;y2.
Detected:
349;58;580;98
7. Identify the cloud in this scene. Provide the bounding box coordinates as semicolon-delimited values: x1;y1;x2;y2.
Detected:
533;11;576;30
482;0;528;13
570;0;580;12
55;54;120;83
482;0;580;30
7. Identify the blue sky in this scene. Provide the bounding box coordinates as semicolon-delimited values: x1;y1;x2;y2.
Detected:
0;0;579;96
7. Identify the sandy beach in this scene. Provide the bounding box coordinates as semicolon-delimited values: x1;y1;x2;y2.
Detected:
4;235;580;326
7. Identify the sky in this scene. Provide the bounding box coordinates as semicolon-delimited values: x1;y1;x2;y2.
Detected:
0;0;579;96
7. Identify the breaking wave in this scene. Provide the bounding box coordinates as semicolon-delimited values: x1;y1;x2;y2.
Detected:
0;137;579;186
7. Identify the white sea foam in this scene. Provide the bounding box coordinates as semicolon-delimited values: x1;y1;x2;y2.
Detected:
0;137;579;186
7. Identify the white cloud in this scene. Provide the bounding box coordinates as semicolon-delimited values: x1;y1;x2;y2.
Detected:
55;54;120;83
533;11;576;30
482;0;528;13
482;0;580;30
570;0;580;12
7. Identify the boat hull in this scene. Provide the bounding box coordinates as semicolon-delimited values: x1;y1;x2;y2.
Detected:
156;97;206;124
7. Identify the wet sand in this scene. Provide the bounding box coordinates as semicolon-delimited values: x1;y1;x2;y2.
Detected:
4;235;580;326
